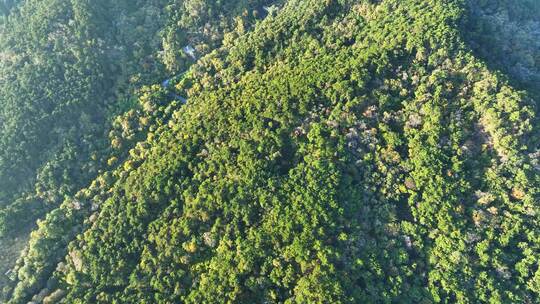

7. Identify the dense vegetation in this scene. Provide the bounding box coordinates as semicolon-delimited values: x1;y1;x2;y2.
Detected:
0;0;278;236
0;0;278;299
1;0;539;303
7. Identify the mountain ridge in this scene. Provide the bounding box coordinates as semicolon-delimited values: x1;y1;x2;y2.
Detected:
1;0;540;303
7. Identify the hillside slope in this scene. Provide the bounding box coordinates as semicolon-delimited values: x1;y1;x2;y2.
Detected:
0;0;279;300
2;0;540;303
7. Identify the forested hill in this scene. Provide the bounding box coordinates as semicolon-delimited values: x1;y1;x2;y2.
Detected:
0;0;278;231
1;0;540;303
0;0;279;300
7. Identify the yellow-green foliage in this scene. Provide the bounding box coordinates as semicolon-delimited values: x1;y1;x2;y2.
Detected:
2;0;540;303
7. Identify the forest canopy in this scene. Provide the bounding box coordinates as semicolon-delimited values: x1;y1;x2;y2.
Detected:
1;0;539;303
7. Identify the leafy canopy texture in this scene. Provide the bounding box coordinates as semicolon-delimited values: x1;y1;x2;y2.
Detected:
1;0;540;303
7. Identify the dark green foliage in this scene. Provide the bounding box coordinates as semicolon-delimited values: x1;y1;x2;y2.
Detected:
0;0;278;301
0;0;278;239
1;0;540;303
464;0;540;94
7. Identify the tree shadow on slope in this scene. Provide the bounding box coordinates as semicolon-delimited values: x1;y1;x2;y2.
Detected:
461;0;540;97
